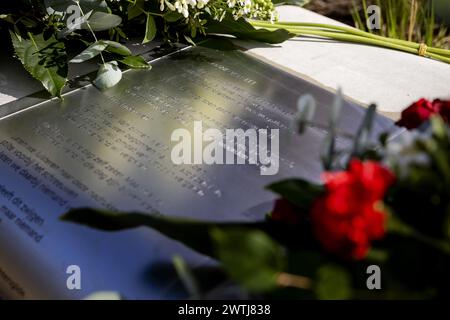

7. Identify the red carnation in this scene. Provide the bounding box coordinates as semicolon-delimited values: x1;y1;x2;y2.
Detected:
396;98;450;129
270;198;304;225
396;98;436;129
311;160;395;260
432;99;450;123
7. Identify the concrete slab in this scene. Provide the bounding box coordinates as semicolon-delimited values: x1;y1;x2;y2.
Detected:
237;6;450;119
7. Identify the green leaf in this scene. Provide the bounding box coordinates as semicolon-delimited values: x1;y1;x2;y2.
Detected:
118;55;150;69
82;12;122;31
266;179;324;209
183;35;196;46
127;0;145;20
387;214;416;236
61;208;266;258
206;16;294;44
315;264;352;299
71;40;131;61
9;31;67;97
211;228;286;292
164;11;182;22
143;13;156;44
102;40;132;56
388;214;450;255
70;41;108;63
93;61;122;90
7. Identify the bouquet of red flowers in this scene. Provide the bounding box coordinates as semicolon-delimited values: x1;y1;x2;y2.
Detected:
64;97;450;299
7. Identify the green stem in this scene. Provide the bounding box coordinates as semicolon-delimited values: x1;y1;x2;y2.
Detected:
388;215;450;256
75;1;106;64
249;21;450;64
250;20;450;57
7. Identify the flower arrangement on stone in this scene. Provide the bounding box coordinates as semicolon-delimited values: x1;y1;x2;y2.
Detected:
2;0;450;98
0;0;281;97
64;95;450;299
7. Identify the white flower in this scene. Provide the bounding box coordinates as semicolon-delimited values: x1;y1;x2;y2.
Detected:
227;0;236;7
197;0;209;9
187;0;197;7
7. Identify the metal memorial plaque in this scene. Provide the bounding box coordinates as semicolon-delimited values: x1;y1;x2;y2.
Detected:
0;46;398;299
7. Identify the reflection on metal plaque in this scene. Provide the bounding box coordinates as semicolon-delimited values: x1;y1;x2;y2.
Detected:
0;46;397;299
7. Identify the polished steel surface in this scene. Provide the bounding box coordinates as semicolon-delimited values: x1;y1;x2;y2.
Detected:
0;46;397;299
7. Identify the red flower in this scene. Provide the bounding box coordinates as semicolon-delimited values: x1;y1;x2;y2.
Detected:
396;98;450;129
432;99;450;123
396;98;436;129
311;160;395;260
270;198;304;225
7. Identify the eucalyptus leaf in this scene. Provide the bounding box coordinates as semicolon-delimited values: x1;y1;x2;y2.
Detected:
9;30;67;97
93;61;122;90
211;228;286;292
102;40;132;56
142;13;156;44
118;55;150;69
69;41;108;63
82;11;122;31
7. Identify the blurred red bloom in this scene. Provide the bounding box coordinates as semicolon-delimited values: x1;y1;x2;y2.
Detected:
432;99;450;123
396;98;450;129
396;98;436;129
270;198;304;225
311;160;395;260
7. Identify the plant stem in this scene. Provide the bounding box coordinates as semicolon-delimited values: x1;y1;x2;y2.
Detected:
277;272;312;290
75;0;106;64
249;20;450;63
408;0;418;42
251;20;450;57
